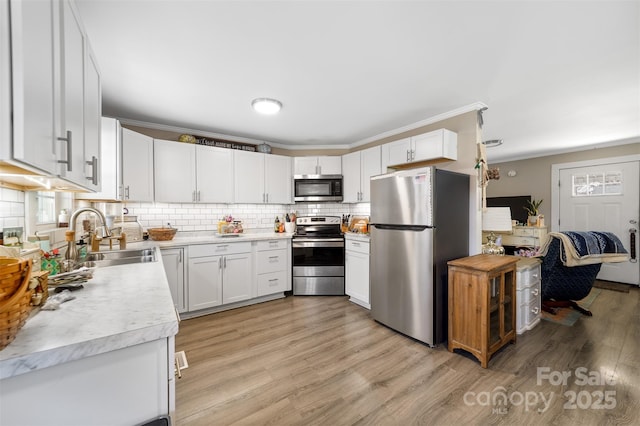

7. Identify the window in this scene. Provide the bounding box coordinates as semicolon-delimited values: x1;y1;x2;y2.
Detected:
36;191;56;224
572;172;622;197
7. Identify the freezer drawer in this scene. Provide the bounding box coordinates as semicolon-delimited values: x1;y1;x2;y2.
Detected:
370;225;435;345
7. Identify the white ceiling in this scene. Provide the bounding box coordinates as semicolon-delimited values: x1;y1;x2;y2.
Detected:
75;0;640;162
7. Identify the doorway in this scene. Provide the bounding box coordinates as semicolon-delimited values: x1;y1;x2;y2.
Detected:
552;155;639;285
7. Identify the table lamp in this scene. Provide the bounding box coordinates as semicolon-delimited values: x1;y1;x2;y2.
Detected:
482;207;512;255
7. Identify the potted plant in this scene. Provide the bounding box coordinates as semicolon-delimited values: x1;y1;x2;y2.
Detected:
524;199;543;226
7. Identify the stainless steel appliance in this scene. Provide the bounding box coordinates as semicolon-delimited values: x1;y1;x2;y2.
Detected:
294;175;343;202
370;167;469;346
292;216;345;295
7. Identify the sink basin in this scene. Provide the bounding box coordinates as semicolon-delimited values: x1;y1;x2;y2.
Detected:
81;248;157;267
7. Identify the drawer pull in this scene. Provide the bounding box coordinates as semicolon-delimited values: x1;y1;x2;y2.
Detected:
268;279;279;286
532;307;540;314
531;288;539;296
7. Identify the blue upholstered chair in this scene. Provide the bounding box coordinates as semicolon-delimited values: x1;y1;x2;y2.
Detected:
540;236;602;316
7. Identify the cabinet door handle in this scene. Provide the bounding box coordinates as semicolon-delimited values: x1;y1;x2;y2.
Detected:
532;307;540;314
85;155;98;185
197;190;201;202
124;185;130;199
223;257;227;268
406;149;410;162
57;130;72;171
531;288;539;296
218;257;223;270
411;149;416;160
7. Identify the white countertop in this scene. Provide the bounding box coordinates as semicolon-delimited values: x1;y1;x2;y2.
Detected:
344;232;370;242
0;249;179;380
148;230;294;248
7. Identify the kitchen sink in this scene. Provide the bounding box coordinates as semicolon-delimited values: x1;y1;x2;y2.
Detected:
81;247;157;267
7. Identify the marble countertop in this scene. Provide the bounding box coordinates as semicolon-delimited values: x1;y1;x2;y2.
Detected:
147;230;293;249
0;249;179;380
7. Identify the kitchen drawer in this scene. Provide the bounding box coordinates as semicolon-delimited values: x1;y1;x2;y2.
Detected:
189;241;252;258
345;239;369;255
256;239;288;251
257;271;288;296
257;249;288;274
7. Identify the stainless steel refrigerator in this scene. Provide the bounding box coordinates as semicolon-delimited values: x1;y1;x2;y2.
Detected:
370;167;469;346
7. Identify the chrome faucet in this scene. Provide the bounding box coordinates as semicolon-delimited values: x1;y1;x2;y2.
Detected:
69;207;112;239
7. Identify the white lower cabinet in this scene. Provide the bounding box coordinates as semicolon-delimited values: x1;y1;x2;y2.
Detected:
256;239;290;296
516;258;542;334
345;236;370;309
161;247;187;313
188;242;252;311
0;337;174;425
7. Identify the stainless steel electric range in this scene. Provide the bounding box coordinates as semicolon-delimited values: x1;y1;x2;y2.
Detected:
292;216;345;295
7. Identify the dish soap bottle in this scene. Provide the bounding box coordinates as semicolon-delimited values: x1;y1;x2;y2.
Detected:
274;216;280;232
62;230;78;272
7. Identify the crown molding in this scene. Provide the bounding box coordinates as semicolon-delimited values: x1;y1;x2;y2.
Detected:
113;101;488;152
347;101;488;149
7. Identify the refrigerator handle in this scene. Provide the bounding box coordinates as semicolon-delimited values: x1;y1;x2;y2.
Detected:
371;224;432;231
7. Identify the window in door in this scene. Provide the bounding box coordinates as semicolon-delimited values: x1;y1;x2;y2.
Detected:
571;171;622;197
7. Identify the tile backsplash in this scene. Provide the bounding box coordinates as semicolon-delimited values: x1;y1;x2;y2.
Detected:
123;202;371;232
0;186;371;241
0;188;26;231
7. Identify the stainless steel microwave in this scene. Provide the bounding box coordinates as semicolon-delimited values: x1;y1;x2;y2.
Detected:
294;175;343;202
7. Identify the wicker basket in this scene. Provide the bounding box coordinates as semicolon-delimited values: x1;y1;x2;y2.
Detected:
0;257;33;350
147;227;177;241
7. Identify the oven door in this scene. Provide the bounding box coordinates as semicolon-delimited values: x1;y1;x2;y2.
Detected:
292;238;345;295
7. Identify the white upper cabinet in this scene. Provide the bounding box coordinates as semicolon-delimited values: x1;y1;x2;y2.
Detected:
154;140;234;203
382;129;457;170
122;128;154;202
265;154;292;204
294;156;341;175
76;117;120;200
82;44;102;191
2;0;101;190
384;137;413;169
154;139;196;203
234;150;265;203
4;0;58;174
196;145;234;203
342;146;381;203
59;0;86;186
235;151;291;204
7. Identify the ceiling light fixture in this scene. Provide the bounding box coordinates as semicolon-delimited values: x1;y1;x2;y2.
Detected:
251;98;282;115
482;139;503;148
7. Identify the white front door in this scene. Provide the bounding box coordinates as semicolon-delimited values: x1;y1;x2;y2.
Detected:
557;159;639;285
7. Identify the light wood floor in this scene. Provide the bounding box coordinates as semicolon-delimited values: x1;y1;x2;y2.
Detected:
175;285;640;425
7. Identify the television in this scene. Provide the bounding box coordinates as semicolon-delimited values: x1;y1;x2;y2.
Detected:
486;195;531;226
